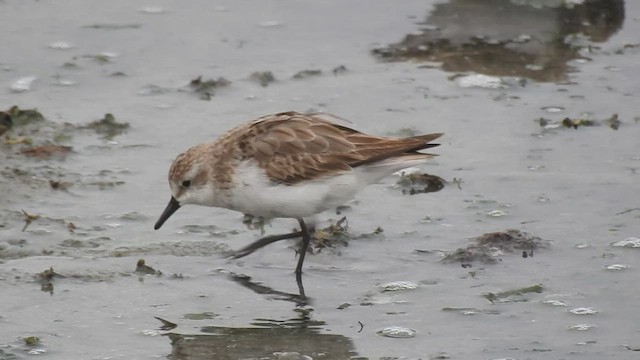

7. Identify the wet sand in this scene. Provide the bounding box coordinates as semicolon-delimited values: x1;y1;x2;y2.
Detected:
1;1;639;359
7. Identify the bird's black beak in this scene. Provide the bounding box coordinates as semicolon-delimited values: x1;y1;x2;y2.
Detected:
154;197;181;230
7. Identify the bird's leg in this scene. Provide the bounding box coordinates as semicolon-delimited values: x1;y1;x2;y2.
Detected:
296;273;307;301
295;218;312;280
232;231;303;259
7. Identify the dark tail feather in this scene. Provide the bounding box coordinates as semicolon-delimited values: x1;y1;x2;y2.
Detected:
351;133;443;168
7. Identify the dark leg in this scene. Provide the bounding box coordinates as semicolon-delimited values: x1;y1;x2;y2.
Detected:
295;218;312;280
296;272;306;301
232;231;303;259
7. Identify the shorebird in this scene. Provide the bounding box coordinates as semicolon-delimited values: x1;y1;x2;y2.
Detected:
154;111;442;278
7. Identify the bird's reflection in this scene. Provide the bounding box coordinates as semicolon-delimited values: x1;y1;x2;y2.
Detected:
373;0;625;82
228;271;309;307
167;326;357;360
163;273;359;360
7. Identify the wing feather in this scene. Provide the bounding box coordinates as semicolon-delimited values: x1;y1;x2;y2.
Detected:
230;112;441;184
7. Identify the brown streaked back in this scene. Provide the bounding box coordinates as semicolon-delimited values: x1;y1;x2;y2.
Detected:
221;111;442;185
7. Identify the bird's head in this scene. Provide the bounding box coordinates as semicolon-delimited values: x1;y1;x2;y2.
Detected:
154;145;216;230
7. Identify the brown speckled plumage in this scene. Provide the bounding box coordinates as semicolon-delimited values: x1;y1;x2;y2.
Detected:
155;111;443;275
169;111;442;187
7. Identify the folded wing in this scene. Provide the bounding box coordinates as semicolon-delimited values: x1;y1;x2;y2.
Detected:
236;112;442;185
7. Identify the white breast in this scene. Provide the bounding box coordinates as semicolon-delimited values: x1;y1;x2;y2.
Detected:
225;160;359;218
224;156;432;219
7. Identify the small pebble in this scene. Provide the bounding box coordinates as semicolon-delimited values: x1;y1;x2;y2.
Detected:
27;349;47;355
486;209;508;217
10;76;37;92
377;326;416;338
611;237;640;248
456;74;503;89
541;106;565;113
604;264;627;271
380;281;419;292
569;324;596;331
569;307;598;315
541;299;567;306
49;41;75;50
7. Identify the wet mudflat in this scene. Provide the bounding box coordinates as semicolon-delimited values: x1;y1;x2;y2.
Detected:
1;0;640;359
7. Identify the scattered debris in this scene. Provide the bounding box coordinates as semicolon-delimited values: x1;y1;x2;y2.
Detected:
3;135;31;145
569;324;596;331
249;71;276;87
396;172;446;194
569;307;598;315
82;53;117;64
292;69;322;79
136;259;162;275
332;65;348;76
611;237;640;248
541;106;564;113
36;267;58;282
562;117;598;128
49;41;75;50
79;113;129;139
242;214;270;235
0;110;13;135
606;113;621;130
537;113;622;131
380;281;419;292
441;229;551;265
456;74;506;89
189;76;231;100
10;76;37;93
442;307;501;315
484;284;543;303
310;217;349;250
3;105;45;126
377;326;416;338
20;145;73;160
49;179;72;191
21;209;40;232
36;266;60;294
23;336;40;346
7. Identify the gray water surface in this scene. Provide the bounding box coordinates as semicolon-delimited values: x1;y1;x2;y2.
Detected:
1;1;639;359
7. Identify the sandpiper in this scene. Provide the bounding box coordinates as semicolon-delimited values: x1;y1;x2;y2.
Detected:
154;111;442;277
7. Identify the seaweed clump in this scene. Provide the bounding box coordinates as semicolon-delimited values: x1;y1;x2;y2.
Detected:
396;172;446;194
441;229;551;265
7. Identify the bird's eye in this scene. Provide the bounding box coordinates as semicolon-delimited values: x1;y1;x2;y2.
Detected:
181;180;191;188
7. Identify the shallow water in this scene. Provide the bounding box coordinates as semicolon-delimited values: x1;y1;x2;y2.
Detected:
1;1;640;359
